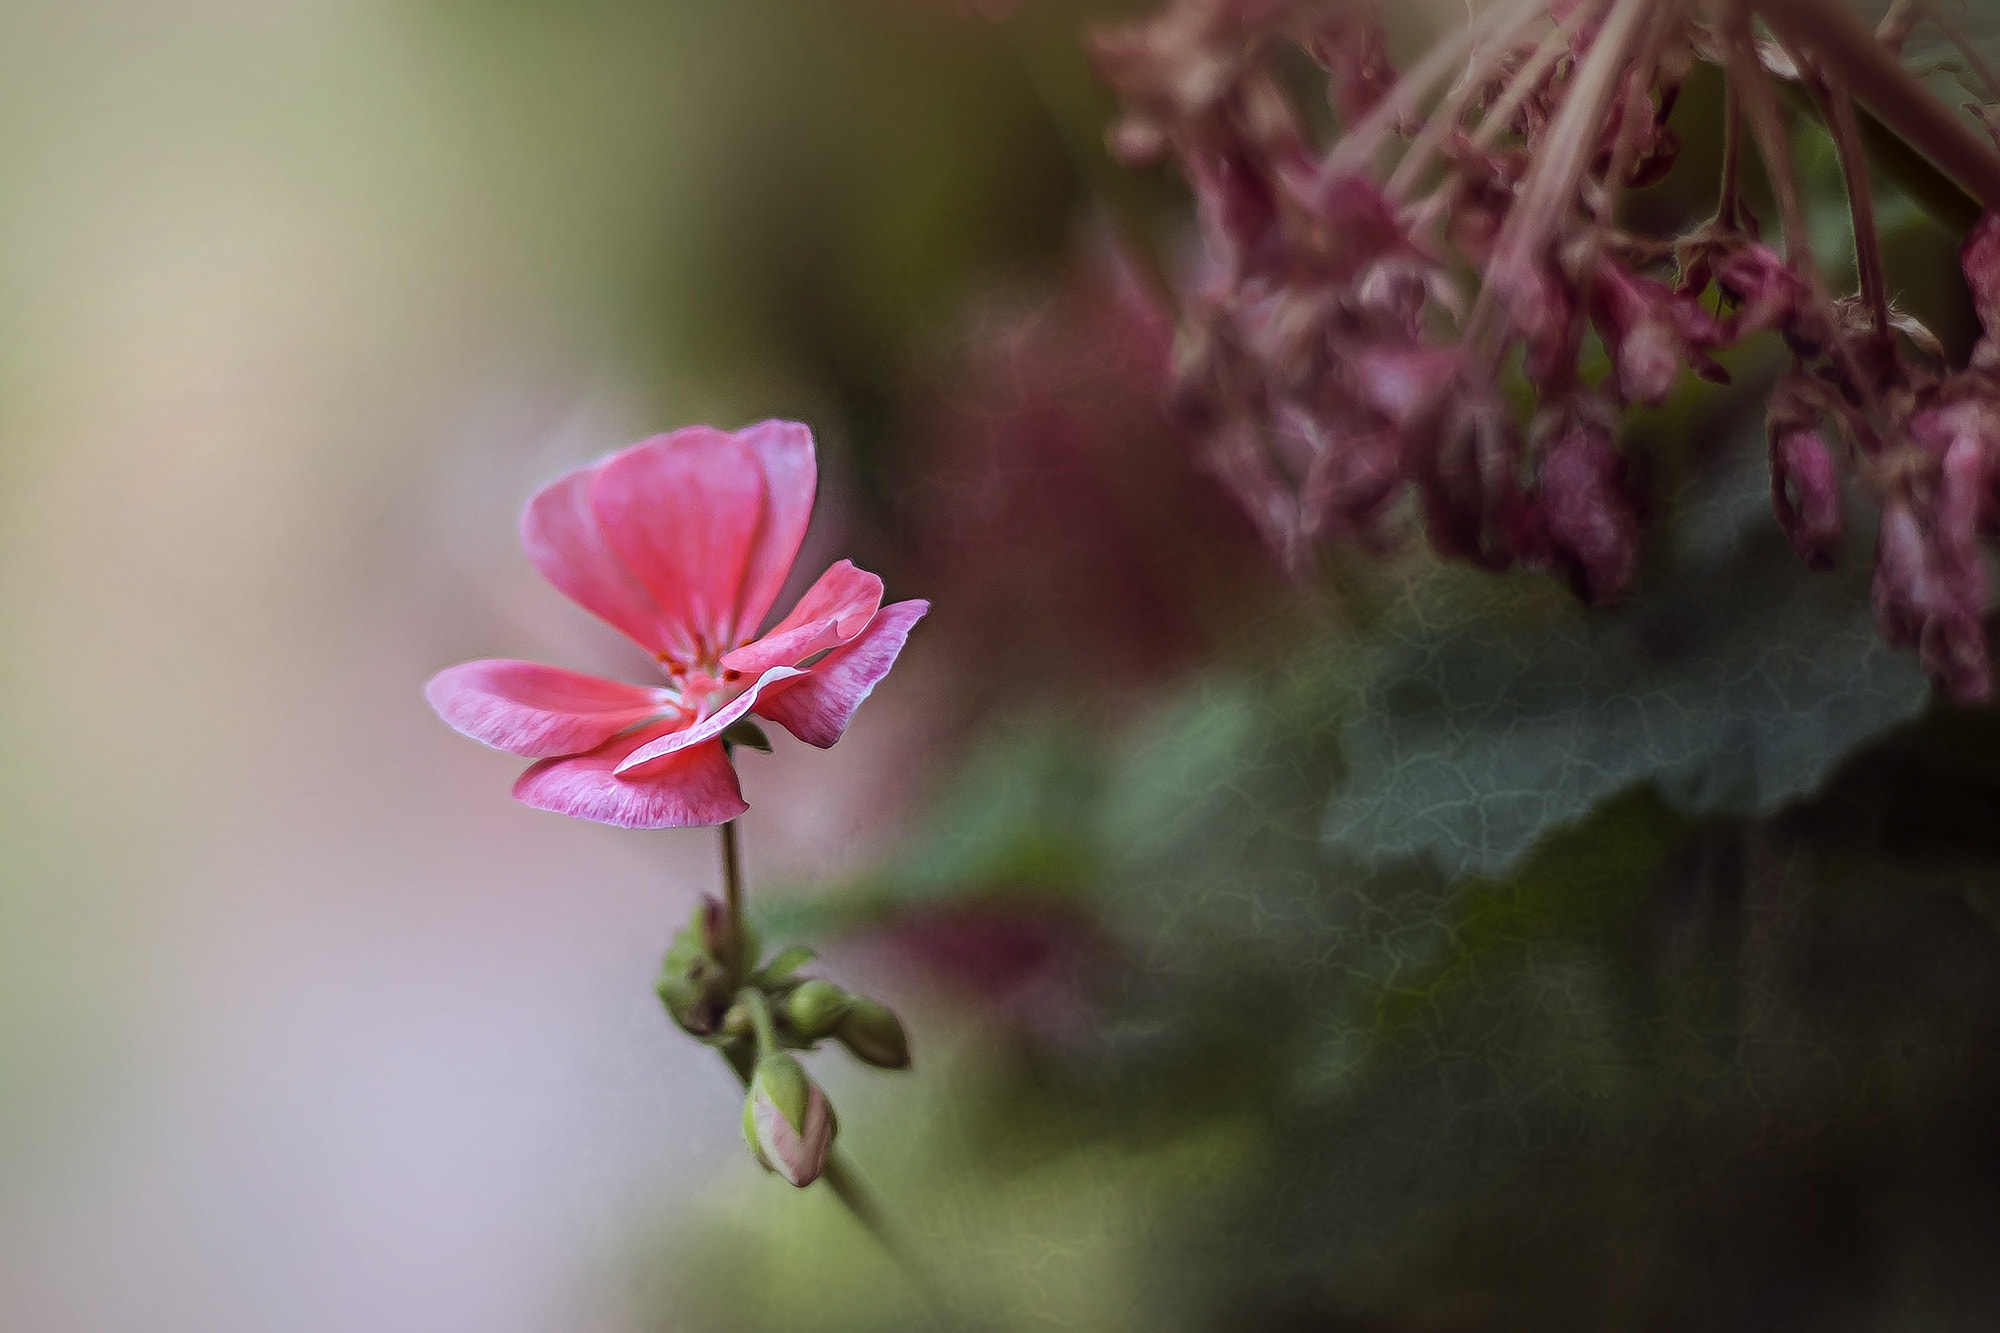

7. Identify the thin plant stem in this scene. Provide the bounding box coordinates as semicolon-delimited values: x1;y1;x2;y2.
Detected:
1384;1;1549;203
820;1152;962;1320
715;1044;961;1323
1877;0;1922;54
707;817;953;1317
740;986;778;1055
1755;0;2000;212
1811;72;1892;336
1323;0;1543;180
1466;0;1657;362
1914;0;2000;104
1718;79;1743;230
718;817;744;979
1472;9;1586;152
1721;1;1811;266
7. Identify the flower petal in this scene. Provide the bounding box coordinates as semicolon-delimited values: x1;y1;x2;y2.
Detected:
513;729;747;829
718;560;883;678
425;660;679;758
753;599;927;748
615;665;804;773
521;463;675;656
590;427;768;664
732;420;818;645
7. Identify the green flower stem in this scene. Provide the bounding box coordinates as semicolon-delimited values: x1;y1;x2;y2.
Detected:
718;817;745;980
708;815;954;1316
714;1043;960;1322
740;985;779;1057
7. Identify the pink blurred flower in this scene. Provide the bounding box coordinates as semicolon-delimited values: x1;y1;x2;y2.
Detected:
427;422;927;828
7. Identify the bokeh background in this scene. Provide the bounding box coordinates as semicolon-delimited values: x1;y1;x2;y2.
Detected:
7;2;2000;1330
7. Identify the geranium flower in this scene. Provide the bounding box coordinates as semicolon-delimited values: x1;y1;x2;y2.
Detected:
426;421;927;828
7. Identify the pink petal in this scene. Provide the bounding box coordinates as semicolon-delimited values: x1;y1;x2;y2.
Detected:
753;599;927;748
614;665;804;774
732;420;818;646
513;727;747;829
718;560;883;678
590;427;772;664
521;463;675;656
425;660;679;758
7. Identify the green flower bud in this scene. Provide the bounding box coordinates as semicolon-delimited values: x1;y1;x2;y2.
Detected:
834;996;911;1070
656;929;722;1036
779;978;852;1042
743;1052;834;1187
694;897;757;977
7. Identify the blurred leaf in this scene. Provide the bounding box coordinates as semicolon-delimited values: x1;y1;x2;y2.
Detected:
759;716;1107;940
1321;423;1931;879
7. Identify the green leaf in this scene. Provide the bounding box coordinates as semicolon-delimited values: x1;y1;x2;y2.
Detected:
758;715;1106;937
1319;422;1930;879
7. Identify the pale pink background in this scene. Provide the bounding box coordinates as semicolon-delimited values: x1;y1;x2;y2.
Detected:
0;3;933;1329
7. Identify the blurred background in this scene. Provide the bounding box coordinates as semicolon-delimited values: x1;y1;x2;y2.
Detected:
5;1;2000;1330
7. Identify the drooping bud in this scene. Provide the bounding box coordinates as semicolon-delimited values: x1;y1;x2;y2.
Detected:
779;978;853;1043
1962;213;2000;372
1713;243;1810;347
1531;406;1642;604
1591;258;1727;407
1769;428;1844;569
742;1053;835;1188
835;996;912;1071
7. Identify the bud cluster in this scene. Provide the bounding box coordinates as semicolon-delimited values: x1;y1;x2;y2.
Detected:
1092;0;2000;699
657;896;911;1187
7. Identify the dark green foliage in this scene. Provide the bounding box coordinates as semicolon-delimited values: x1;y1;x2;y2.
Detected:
1321;419;1930;878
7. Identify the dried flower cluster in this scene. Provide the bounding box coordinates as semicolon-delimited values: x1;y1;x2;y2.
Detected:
1093;0;2000;698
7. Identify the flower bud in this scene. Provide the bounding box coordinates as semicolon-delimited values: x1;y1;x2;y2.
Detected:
835;996;912;1070
1615;318;1680;407
780;978;853;1043
693;897;757;981
657;908;728;1037
1531;406;1640;604
1962;213;2000;370
654;938;713;1035
1769;428;1843;569
742;1053;834;1187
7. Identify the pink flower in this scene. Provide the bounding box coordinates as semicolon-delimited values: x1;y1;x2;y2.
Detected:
426;422;928;828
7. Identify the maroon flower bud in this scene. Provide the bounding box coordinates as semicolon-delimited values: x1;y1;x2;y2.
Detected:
1532;410;1641;603
1713;242;1809;345
1872;423;1995;702
1492;252;1580;390
1769;427;1844;569
1591;259;1727;406
1961;213;2000;371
